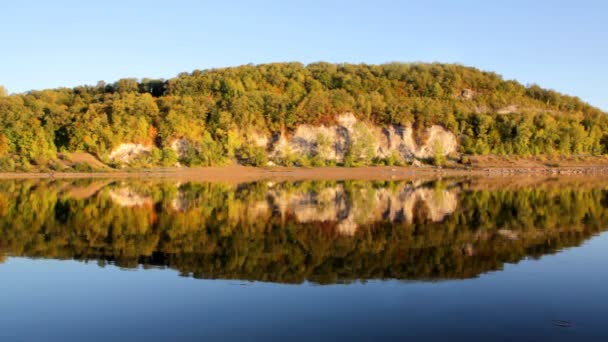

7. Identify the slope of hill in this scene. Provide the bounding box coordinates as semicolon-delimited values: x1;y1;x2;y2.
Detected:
0;62;606;171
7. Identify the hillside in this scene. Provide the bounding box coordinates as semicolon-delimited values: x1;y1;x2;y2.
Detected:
0;62;606;171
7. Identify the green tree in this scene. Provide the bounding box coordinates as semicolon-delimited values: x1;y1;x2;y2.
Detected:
433;140;446;166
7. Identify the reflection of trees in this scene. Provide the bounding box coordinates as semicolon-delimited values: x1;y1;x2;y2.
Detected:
0;178;607;284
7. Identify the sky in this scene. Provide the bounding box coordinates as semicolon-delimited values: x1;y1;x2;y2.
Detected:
1;0;606;110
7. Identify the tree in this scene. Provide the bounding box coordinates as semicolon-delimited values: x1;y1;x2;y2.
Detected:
114;78;139;93
433;140;446;166
0;135;9;156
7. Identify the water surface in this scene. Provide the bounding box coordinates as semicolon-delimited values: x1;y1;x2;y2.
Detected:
0;177;607;340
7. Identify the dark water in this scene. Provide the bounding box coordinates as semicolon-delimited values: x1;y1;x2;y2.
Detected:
0;177;607;340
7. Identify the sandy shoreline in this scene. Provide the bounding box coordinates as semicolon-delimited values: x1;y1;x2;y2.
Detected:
1;164;608;183
0;166;447;182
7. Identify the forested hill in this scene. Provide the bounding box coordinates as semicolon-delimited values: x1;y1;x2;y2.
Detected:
0;62;607;171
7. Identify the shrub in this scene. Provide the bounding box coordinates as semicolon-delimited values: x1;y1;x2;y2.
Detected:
161;147;178;166
73;162;95;172
385;151;404;166
239;146;268;167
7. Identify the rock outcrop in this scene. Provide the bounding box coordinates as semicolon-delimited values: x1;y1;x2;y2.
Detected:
268;113;457;163
167;113;458;164
109;144;152;163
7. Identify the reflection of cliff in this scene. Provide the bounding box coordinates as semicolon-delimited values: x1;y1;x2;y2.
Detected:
0;179;607;283
265;184;458;235
105;182;459;236
109;187;154;207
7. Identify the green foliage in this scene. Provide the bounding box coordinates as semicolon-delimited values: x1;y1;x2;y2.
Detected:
344;123;375;166
0;135;9;156
73;162;95;172
309;133;332;166
309;154;325;167
224;129;243;159
277;145;299;166
0;62;606;170
385;150;404;166
238;145;268;167
179;132;226;166
161;147;178;166
0;157;15;171
433;141;446;166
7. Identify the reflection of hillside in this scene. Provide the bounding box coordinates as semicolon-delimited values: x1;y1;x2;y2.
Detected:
61;180;112;200
0;178;607;284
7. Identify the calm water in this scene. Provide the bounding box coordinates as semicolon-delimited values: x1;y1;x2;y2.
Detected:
0;177;607;340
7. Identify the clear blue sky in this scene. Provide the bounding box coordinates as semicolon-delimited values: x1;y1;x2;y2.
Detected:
1;0;606;110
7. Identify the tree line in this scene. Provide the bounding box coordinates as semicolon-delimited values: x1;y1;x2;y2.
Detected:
0;62;606;170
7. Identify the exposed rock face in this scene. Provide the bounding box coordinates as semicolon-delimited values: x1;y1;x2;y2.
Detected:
249;132;270;148
109;144;152;163
497;105;519;114
377;125;416;159
458;88;476;100
271;113;457;161
413;125;458;158
166;113;458;165
170;138;190;157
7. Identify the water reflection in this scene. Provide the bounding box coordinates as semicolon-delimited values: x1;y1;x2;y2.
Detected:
0;178;607;284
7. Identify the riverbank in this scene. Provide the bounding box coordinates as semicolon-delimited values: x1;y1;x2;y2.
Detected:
1;162;608;183
0;165;451;182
